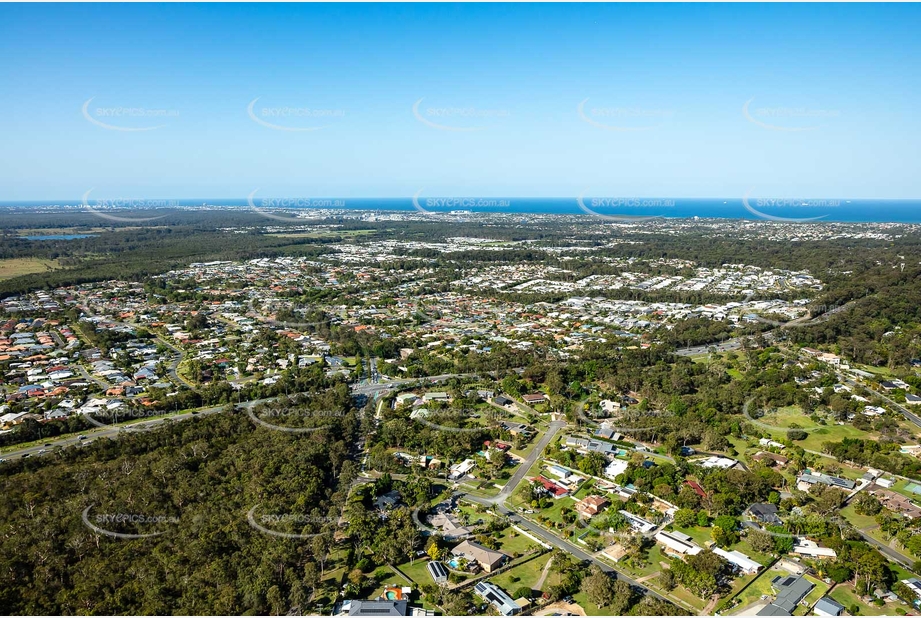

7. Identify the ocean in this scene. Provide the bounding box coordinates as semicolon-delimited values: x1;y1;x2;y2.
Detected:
4;198;921;224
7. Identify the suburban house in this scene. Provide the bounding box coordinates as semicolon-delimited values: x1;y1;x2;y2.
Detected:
448;459;476;480
605;458;629;479
712;547;762;574
619;510;656;534
521;393;546;405
534;476;570;499
500;421;532;437
422;391;450;403
900;578;921;606
698;455;739;470
451;540;508;573
792;538;837;559
813;597;846;617
474;581;520;616
756;575;815;616
749;503;783;525
337;599;434;617
428;512;473;540
753;451;790;467
796;473;855;492
575;495;610;518
655;530;702;556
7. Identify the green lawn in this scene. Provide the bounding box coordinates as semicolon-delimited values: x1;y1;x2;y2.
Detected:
365;566;401;599
395;558;434;586
457;502;495;526
671;525;713;548
723;567;787;613
801;574;831;609
758;406;821;429
495;526;539;557
534;496;577;527
840;504;880;531
829;584;896;616
788;424;874;453
486;553;552;594
891;479;921;501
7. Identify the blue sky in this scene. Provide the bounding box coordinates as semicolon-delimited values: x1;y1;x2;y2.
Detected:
1;3;919;201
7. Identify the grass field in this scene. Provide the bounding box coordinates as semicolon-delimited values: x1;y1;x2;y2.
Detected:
393;558;433;586
757;406;821;429
724;567;787;613
495;526;540;556
487;553;552;594
829;584;896;616
0;257;59;280
840;504;880;531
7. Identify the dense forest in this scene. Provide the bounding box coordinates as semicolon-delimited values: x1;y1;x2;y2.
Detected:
0;400;358;614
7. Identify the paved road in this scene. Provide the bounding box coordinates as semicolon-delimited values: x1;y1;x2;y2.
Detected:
0;371;482;463
493;420;567;504
0;397;289;461
675;297;866;359
839;374;921;429
464;493;677;607
675;339;742;357
854;529;915;568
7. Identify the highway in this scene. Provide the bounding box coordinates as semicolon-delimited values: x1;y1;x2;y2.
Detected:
0;398;279;461
1;371;480;463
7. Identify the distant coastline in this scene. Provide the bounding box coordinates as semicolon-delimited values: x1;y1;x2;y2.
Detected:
3;198;921;224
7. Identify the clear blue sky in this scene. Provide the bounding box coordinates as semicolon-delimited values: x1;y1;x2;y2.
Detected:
1;3;919;200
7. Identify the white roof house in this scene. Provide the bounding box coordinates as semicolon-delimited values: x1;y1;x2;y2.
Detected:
655;530;702;556
698;456;738;469
605;459;629;480
793;538;837;558
713;547;762;574
619;510;656;534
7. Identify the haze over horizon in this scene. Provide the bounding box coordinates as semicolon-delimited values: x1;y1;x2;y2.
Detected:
1;3;919;201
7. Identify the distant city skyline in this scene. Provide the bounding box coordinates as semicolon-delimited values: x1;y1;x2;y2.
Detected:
1;3;920;200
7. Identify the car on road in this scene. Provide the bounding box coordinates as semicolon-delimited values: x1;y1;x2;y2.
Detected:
43;443;52;447
78;435;87;440
38;449;47;454
21;453;30;458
